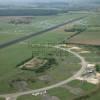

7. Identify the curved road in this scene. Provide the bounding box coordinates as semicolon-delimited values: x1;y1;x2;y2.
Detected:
0;16;86;49
0;45;87;100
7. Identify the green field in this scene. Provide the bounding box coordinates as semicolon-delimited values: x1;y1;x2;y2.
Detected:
0;42;80;93
79;46;100;63
17;80;97;100
87;89;100;100
68;80;95;92
0;21;81;94
0;98;4;100
68;80;100;100
17;87;75;100
69;13;100;45
0;13;84;44
0;11;100;100
65;45;100;100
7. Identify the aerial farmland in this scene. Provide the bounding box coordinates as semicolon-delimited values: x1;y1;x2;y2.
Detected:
0;0;100;100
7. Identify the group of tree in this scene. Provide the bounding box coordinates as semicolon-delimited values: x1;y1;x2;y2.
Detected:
34;57;57;73
9;17;32;25
64;25;86;32
95;64;100;72
0;9;67;16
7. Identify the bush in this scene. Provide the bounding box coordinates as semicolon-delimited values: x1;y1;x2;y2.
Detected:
35;57;57;73
96;64;100;72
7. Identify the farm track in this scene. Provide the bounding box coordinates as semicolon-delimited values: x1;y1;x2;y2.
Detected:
0;16;86;49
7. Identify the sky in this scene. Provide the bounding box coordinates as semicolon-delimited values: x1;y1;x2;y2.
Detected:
0;0;68;3
0;0;67;2
0;0;69;5
0;0;97;4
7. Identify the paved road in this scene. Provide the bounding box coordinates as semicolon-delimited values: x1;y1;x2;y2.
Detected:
0;16;86;49
0;45;87;100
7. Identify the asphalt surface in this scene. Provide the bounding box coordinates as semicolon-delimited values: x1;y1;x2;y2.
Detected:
0;16;86;49
0;45;87;100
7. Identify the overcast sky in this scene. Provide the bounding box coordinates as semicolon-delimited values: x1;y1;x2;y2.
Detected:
0;0;68;3
0;0;97;4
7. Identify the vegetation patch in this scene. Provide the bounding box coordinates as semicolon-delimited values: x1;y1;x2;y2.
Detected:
68;14;100;45
8;17;33;24
95;64;100;73
19;57;47;70
0;98;5;100
73;84;100;100
64;24;86;32
20;57;57;73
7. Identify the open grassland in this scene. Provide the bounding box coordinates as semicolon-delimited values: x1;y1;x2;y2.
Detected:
0;98;4;100
69;13;100;45
86;88;100;100
29;30;75;44
0;25;81;94
68;80;100;100
0;11;95;99
67;45;100;100
78;46;100;63
17;87;75;100
17;80;96;100
0;42;80;93
48;87;75;100
68;80;95;92
0;13;85;44
17;94;42;100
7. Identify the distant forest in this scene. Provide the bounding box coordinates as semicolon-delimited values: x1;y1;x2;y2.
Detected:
0;9;67;16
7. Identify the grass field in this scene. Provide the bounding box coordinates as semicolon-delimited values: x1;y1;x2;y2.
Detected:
0;21;81;94
87;89;100;100
66;45;100;100
68;80;95;92
0;11;100;100
69;13;100;45
68;80;100;100
0;42;81;93
79;46;100;63
17;87;75;100
0;98;4;100
0;13;85;44
17;80;97;100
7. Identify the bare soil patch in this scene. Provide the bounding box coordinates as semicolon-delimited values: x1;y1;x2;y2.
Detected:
20;57;47;70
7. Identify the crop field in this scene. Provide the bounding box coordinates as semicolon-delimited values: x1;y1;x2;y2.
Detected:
0;13;84;44
68;13;100;45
